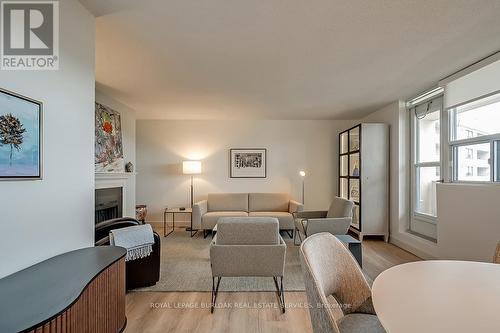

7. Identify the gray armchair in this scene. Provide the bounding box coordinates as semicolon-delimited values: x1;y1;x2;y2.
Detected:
300;233;385;333
209;217;286;313
294;197;354;245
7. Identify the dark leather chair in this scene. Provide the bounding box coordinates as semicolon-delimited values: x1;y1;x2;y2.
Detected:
95;217;161;290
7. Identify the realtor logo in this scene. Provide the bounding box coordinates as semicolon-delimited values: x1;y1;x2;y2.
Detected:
1;1;59;70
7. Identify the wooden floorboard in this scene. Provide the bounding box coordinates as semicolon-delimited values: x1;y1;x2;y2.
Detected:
124;237;420;333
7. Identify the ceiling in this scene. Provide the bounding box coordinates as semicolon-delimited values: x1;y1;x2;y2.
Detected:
80;0;500;120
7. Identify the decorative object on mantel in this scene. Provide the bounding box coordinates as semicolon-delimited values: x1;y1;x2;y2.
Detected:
95;102;124;172
0;88;42;180
125;161;134;172
230;148;266;178
136;205;147;222
183;160;202;207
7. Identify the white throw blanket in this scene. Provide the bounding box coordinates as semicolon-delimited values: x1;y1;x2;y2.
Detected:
110;224;154;261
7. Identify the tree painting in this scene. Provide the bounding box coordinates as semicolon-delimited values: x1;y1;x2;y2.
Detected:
0;113;26;166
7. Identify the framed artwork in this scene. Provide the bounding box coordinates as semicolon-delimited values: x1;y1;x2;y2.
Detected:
95;102;124;172
0;88;42;180
230;148;267;178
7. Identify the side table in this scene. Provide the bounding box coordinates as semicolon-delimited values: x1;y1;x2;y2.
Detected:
335;234;362;268
163;208;197;237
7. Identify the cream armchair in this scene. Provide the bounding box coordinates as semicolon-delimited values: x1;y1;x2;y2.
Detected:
209;217;286;313
294;197;354;245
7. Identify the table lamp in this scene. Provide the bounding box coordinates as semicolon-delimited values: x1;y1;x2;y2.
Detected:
183;160;202;207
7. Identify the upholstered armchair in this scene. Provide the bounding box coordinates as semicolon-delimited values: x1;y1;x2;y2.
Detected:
95;217;161;290
294;196;354;245
300;233;385;333
209;217;286;313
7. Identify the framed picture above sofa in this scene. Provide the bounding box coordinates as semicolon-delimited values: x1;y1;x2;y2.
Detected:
230;148;266;178
0;88;42;180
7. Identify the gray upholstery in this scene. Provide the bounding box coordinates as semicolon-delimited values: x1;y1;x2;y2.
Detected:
327;197;354;218
249;211;294;230
193;193;304;231
210;217;286;277
207;193;249;212
294;197;354;243
216;217;279;245
338;314;386;333
299;233;384;333
249;193;290;212
202;211;248;229
192;199;207;230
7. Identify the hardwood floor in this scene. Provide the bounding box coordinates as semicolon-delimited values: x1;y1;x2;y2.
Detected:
124;238;420;333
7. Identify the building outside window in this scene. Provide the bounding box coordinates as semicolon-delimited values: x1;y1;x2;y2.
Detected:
449;91;500;182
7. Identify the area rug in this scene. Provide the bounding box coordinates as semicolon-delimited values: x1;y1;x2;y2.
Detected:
136;230;305;292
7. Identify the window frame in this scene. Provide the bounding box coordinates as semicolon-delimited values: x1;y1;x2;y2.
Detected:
447;90;500;184
409;91;444;225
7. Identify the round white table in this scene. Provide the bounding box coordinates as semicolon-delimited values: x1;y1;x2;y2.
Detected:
372;260;500;333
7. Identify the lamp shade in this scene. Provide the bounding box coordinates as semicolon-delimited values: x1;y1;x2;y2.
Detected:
183;160;202;174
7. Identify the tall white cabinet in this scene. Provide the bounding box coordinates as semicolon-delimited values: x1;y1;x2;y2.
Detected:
338;123;389;241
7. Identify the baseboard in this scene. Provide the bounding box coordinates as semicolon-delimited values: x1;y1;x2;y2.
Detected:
390;234;437;260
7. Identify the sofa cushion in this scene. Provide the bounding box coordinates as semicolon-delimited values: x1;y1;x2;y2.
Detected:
202;211;248;229
208;193;248;212
216;217;279;245
248;211;294;230
248;193;289;212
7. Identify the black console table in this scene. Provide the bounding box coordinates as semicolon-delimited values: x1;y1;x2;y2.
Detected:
0;246;127;333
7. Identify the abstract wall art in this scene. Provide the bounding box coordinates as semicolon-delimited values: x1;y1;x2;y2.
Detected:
95;102;124;172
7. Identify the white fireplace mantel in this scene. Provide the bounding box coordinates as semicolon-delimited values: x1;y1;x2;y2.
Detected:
95;172;137;217
95;172;137;181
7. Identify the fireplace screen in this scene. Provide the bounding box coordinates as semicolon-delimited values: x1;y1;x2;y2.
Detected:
95;187;123;224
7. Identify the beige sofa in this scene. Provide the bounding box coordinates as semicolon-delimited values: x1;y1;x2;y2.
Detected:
192;193;303;236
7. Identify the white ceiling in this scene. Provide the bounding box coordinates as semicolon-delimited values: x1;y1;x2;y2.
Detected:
80;0;500;120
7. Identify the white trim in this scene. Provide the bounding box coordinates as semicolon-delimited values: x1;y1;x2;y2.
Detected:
390;234;437;260
95;172;136;180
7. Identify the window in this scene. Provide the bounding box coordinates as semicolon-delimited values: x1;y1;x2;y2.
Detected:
449;91;500;182
409;89;443;234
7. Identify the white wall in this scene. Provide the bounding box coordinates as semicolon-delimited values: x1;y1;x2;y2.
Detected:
136;120;353;224
95;89;137;217
435;57;500;261
0;0;95;278
361;101;438;259
437;183;500;261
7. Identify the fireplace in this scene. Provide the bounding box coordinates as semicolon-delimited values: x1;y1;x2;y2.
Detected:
95;187;123;224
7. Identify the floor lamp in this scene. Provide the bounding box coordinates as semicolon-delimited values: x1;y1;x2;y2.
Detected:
299;170;306;205
183;160;202;207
